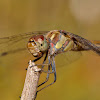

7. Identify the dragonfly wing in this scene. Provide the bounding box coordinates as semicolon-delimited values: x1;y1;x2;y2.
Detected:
55;51;82;68
0;31;49;56
0;31;49;44
91;40;100;47
0;48;26;57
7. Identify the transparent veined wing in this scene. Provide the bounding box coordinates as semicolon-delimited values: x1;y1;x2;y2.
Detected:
55;51;82;68
0;31;49;57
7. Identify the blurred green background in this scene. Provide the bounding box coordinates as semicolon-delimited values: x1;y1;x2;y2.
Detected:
0;0;100;100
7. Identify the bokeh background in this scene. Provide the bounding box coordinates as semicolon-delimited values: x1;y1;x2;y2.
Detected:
0;0;100;100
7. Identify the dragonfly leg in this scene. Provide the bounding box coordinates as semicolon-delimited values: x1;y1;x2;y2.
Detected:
32;50;48;63
37;69;56;92
30;50;48;68
37;54;52;87
26;58;43;70
32;55;43;62
26;55;43;70
41;50;48;68
37;56;56;92
38;65;50;87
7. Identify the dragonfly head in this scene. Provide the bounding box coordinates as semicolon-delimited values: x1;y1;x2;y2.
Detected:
27;35;48;57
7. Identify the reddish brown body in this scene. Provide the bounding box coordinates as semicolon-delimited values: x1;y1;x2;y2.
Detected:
27;30;100;57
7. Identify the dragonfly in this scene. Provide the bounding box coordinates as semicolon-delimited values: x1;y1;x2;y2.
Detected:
0;30;100;92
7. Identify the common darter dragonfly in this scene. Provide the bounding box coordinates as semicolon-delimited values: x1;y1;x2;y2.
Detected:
0;30;100;92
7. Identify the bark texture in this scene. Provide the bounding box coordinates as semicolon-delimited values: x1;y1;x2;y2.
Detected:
21;60;41;100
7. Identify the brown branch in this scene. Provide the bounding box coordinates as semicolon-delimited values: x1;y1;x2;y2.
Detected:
21;60;41;100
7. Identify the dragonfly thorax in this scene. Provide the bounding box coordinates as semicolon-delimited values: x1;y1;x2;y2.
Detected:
46;30;74;55
27;35;48;57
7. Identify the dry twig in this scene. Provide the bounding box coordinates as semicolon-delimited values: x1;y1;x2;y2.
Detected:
21;60;41;100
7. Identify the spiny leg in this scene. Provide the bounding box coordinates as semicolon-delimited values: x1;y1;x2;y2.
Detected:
41;50;48;69
32;55;43;62
38;55;51;87
38;65;50;87
28;51;51;87
35;51;51;72
30;51;48;68
37;56;56;92
26;56;41;70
